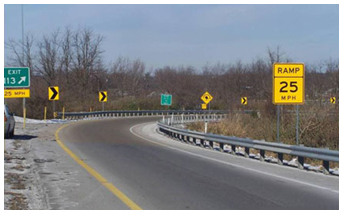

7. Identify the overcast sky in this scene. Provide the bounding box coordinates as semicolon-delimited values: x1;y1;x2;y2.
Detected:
4;4;339;70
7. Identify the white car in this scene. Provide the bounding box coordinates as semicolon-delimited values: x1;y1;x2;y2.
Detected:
4;104;15;139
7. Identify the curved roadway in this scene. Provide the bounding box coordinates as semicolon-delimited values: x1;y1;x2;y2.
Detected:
58;117;339;210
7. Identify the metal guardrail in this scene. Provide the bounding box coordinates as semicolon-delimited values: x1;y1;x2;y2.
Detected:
157;115;339;175
57;109;257;120
58;110;227;120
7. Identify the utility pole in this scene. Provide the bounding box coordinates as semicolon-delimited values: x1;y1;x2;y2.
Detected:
22;4;26;129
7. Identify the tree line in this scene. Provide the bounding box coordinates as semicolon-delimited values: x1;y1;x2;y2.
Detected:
5;27;339;119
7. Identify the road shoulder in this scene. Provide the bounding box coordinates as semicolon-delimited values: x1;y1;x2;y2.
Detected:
131;122;339;193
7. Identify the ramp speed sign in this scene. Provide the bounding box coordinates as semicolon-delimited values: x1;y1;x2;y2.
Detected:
273;63;305;105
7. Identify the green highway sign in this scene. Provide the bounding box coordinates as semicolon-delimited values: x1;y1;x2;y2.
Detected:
161;94;172;106
4;67;30;88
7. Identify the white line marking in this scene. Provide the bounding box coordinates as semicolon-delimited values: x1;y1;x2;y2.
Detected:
129;122;339;194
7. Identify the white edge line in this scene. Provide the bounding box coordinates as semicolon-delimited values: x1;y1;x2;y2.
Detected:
129;122;339;194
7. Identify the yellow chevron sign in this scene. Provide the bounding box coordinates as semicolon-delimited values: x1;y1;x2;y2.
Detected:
330;97;336;104
49;86;59;100
241;97;247;105
99;91;107;102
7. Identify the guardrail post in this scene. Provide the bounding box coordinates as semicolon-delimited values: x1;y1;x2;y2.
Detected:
260;150;265;162
209;141;214;149
182;135;186;142
322;160;330;175
186;136;190;143
200;139;205;147
220;143;224;152
277;153;283;165
245;147;250;158
231;145;236;154
297;157;304;169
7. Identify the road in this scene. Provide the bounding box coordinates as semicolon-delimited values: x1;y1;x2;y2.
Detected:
57;117;339;210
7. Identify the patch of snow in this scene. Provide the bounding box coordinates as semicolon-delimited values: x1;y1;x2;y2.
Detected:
287;158;298;167
14;116;69;124
330;168;339;176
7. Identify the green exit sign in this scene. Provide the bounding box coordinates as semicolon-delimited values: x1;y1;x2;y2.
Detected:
4;67;30;88
161;94;172;106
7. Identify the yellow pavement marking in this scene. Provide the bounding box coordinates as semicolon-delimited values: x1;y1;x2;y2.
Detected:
55;123;142;210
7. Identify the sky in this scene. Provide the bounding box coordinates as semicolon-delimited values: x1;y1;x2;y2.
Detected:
4;4;339;70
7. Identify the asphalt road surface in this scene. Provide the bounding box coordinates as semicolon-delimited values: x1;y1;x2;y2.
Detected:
58;117;339;210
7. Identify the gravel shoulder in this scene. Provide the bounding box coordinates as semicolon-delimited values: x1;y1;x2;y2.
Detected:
5;122;59;209
4;121;85;210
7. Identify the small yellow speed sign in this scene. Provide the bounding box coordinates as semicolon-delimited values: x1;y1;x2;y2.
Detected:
273;63;305;105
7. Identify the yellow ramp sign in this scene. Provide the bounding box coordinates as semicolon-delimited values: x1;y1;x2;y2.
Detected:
201;103;207;110
49;86;59;100
5;89;30;98
273;63;305;105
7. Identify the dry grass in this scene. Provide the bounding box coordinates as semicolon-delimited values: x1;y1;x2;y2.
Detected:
188;107;338;150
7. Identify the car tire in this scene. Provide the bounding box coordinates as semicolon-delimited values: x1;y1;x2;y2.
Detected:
5;130;10;139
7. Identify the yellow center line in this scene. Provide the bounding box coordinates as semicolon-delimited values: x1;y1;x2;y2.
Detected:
55;123;142;210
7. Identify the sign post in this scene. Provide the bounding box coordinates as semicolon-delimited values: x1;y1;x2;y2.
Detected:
49;86;59;118
4;67;31;128
273;63;305;145
99;91;107;111
161;94;172;117
201;91;213;122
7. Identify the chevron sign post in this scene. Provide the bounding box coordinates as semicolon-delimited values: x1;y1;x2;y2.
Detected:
99;91;107;111
48;86;60;119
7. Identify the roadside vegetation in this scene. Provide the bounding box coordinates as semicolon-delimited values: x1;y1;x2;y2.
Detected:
5;26;338;150
187;103;338;150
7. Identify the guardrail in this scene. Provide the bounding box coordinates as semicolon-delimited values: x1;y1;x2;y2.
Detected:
57;110;256;120
157;115;339;175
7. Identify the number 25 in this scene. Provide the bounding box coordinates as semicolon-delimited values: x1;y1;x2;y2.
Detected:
280;81;298;93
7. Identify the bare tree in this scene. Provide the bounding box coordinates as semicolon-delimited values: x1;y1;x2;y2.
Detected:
72;28;104;89
36;30;61;85
5;33;35;71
